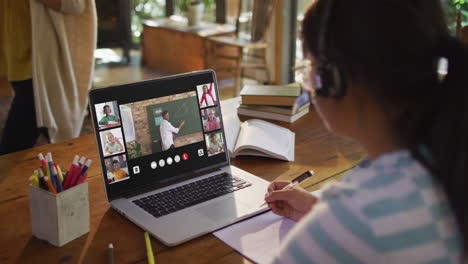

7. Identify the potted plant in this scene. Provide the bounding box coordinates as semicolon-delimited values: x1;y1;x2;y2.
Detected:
178;0;212;26
442;0;468;33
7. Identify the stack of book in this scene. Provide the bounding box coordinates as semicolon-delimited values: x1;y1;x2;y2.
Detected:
238;83;310;123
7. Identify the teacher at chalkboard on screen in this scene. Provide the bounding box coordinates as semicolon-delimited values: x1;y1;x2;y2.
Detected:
160;110;185;150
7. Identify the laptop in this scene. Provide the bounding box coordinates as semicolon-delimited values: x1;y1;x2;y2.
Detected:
89;70;270;246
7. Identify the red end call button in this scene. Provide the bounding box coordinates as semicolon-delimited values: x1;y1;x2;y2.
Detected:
182;153;189;160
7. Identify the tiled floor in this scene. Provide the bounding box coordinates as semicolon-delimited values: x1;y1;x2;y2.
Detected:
0;48;238;149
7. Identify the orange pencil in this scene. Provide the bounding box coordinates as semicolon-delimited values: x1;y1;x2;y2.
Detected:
43;176;57;194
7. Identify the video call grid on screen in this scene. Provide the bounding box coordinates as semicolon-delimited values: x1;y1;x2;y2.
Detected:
94;100;130;185
89;71;230;200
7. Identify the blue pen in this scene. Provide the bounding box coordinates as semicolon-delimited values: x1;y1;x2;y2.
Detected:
48;153;63;192
51;166;64;192
46;153;58;190
80;159;92;176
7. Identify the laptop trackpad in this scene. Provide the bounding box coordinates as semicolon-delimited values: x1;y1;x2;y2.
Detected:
195;197;251;222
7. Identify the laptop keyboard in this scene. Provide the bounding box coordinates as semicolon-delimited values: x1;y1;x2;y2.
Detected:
132;173;252;218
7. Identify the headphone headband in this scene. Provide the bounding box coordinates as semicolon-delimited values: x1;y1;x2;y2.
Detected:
317;0;333;61
315;0;346;98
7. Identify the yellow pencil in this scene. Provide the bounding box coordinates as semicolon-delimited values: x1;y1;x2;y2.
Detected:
29;174;39;187
56;164;64;183
144;232;155;264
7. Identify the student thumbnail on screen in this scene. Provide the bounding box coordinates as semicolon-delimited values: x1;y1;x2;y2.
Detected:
95;101;121;130
201;107;221;132
120;91;204;160
197;83;217;108
205;131;225;156
104;154;130;184
100;127;125;157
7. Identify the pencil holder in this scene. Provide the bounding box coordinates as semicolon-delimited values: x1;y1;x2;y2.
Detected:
28;182;90;247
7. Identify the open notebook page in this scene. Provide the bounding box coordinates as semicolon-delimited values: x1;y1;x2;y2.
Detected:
223;113;241;154
213;189;322;264
220;97;242;154
234;119;294;161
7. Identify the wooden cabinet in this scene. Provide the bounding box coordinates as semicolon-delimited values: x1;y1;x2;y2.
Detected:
142;17;235;74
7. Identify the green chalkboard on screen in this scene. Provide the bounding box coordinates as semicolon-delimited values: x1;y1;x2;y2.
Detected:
147;96;202;144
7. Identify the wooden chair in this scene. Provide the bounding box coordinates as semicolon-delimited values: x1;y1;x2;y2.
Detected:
456;11;468;46
208;0;276;96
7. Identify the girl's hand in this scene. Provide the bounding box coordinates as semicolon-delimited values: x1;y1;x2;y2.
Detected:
264;181;319;221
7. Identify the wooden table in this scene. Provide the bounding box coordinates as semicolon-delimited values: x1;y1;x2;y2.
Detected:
0;106;366;263
142;17;235;74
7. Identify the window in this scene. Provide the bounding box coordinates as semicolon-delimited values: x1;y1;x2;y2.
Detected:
131;0;167;42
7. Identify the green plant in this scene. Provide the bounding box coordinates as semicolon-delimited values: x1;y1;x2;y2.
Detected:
442;0;468;33
176;0;214;13
130;0;166;43
129;0;216;42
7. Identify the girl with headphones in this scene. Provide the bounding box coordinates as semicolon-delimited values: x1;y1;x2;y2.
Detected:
265;0;467;262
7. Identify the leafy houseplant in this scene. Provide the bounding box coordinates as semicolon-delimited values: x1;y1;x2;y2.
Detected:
178;0;213;26
130;0;166;43
177;0;213;13
442;0;468;34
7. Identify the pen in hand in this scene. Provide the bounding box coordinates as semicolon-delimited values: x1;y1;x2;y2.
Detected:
260;170;315;207
107;243;114;264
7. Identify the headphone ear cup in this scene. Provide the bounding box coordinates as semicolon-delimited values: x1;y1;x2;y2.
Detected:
317;63;345;98
330;64;345;98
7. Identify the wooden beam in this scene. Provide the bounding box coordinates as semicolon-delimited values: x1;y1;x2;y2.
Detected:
215;0;226;24
274;0;297;84
274;0;284;85
165;0;174;16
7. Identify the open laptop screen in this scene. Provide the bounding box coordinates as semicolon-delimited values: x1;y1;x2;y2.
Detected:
89;70;229;200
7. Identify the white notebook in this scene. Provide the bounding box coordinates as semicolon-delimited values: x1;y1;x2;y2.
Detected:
214;189;323;263
223;114;295;161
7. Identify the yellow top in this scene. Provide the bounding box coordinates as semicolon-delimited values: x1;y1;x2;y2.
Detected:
0;0;32;81
112;169;128;181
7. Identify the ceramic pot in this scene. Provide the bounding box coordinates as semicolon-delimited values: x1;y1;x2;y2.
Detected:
187;2;204;27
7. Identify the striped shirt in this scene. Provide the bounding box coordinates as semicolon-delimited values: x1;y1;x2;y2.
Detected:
271;150;462;264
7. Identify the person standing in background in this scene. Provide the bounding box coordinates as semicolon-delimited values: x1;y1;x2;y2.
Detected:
0;0;97;155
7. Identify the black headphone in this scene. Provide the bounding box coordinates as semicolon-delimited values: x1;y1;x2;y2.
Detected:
315;0;346;98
